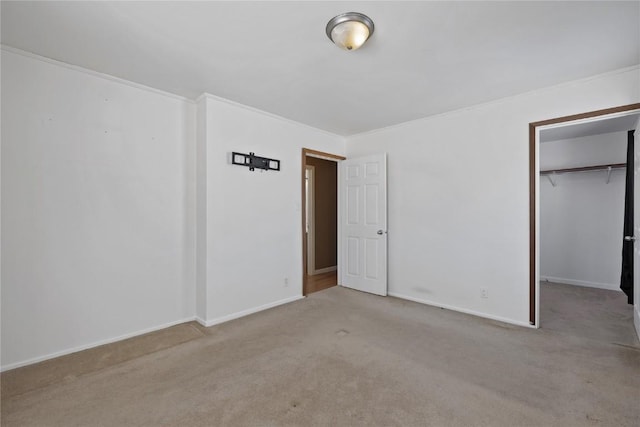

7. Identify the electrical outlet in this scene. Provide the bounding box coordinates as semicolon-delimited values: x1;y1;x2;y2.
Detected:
480;287;489;299
284;277;289;287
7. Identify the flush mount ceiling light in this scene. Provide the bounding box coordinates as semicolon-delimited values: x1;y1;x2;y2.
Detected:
326;12;374;51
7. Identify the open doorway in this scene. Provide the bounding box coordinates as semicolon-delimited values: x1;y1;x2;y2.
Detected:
538;123;638;345
529;104;640;340
301;149;345;295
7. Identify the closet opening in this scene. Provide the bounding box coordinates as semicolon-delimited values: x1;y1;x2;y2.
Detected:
530;104;640;344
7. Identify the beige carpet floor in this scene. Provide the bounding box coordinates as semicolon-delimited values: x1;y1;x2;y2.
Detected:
2;283;639;426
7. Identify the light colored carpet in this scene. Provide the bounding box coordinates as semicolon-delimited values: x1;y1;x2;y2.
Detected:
540;280;638;347
2;284;639;426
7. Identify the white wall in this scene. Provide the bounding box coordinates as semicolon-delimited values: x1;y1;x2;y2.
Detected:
195;96;209;322
1;44;637;367
346;67;640;326
540;132;628;170
540;132;627;290
197;95;344;325
0;49;344;370
1;49;196;369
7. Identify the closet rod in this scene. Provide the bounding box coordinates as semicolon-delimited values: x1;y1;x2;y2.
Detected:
540;163;626;175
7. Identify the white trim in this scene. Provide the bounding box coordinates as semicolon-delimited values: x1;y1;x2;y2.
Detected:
535;125;541;327
196;295;304;327
634;305;640;342
349;64;640;139
337;163;343;288
0;316;197;372
1;45;193;103
195;316;209;327
540;276;621;292
311;266;337;275
197;92;344;139
388;292;535;329
306;165;316;275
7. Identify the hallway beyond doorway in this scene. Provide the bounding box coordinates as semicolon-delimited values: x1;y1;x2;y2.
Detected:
306;271;337;295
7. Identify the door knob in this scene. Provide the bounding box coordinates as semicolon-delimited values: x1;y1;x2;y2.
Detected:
377;230;384;235
624;236;636;241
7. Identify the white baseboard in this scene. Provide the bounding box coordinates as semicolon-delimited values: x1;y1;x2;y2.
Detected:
310;265;337;275
388;292;534;329
1;316;197;372
196;295;304;327
540;276;621;292
634;305;640;343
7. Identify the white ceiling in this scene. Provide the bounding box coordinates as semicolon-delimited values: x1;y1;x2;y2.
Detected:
2;1;639;136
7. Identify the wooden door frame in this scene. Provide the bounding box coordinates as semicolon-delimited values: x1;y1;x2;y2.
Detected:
302;148;346;296
529;103;640;326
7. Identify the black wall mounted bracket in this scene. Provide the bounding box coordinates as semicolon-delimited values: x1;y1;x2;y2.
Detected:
231;152;281;171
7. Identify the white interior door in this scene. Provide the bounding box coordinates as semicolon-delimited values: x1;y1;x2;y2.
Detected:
339;153;388;296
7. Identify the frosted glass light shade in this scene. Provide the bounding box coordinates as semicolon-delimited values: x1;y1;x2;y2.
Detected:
326;12;374;51
330;21;370;51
